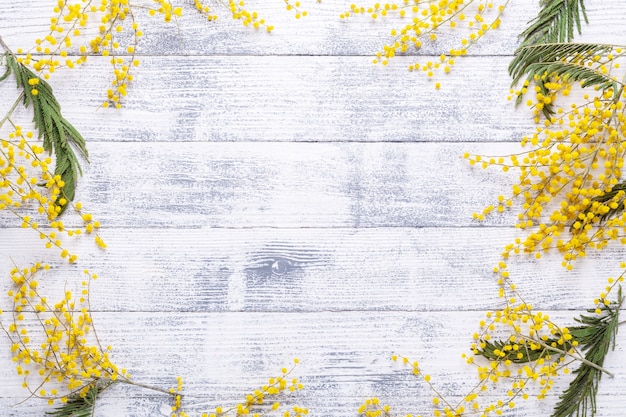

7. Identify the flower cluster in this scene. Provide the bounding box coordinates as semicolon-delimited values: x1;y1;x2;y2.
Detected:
466;47;626;268
341;0;507;83
223;0;276;32
208;0;317;32
359;355;459;417
356;7;624;417
195;0;219;21
284;0;317;19
14;0;182;108
0;124;103;261
358;272;622;417
2;4;316;413
14;0;319;107
170;359;307;417
0;264;125;405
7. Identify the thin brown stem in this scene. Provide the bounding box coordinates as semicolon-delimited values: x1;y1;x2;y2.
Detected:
116;376;181;397
0;36;14;54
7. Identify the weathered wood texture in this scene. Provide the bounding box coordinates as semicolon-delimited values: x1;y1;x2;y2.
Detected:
0;56;530;142
0;0;623;144
1;227;625;313
1;1;626;416
1;312;625;416
0;142;531;228
2;0;624;56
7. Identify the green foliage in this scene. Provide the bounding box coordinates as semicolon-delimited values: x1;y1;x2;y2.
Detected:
518;0;588;47
0;59;11;82
552;287;623;417
510;42;617;88
46;381;115;417
1;51;88;213
478;335;573;364
508;42;619;117
476;287;623;417
509;1;604;118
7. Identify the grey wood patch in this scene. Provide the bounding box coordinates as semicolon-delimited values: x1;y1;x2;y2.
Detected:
1;0;626;416
0;142;534;228
1;312;625;416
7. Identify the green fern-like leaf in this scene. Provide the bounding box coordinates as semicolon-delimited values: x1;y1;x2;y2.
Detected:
3;52;88;214
551;287;623;417
46;381;114;417
0;54;11;82
509;42;618;117
519;0;588;47
509;42;615;88
510;1;608;119
533;60;619;91
477;336;571;364
476;288;622;417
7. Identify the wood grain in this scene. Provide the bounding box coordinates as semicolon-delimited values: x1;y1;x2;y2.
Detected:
0;0;529;56
1;312;625;416
1;0;624;56
1;227;623;313
2;0;626;416
1;55;530;143
0;141;536;228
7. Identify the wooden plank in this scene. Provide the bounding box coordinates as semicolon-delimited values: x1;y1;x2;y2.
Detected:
1;142;535;228
2;1;626;416
0;227;622;313
0;0;529;56
3;394;624;417
0;55;531;143
1;311;624;416
1;0;623;56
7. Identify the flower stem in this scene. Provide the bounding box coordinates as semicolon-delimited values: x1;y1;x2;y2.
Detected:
517;334;614;378
0;36;24;131
0;36;13;54
117;376;180;397
0;92;24;131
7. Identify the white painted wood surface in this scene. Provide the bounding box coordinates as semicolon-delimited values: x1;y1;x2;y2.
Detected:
1;1;625;416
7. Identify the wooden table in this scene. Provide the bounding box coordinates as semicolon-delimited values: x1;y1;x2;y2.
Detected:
1;1;625;415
